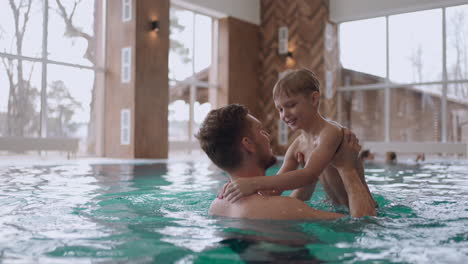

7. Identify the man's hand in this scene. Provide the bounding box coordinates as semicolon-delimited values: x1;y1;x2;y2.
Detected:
296;152;305;168
223;178;258;203
332;129;361;170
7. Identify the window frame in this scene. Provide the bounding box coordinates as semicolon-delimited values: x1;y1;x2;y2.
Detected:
168;4;219;153
337;5;468;143
0;0;106;152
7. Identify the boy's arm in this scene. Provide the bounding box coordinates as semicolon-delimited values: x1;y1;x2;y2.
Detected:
290;152;318;201
225;126;343;202
277;138;301;174
258;139;301;196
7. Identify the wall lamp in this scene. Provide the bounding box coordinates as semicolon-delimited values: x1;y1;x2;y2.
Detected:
285;50;295;68
151;20;160;32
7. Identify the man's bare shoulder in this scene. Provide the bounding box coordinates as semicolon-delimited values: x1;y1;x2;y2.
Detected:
209;194;343;220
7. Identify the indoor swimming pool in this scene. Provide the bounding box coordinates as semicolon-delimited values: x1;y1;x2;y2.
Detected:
0;159;467;263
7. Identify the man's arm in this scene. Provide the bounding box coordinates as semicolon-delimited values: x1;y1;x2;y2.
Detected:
332;132;376;217
336;168;376;217
356;157;378;208
224;126;342;202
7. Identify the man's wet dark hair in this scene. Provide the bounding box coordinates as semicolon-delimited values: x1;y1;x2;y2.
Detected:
195;104;251;170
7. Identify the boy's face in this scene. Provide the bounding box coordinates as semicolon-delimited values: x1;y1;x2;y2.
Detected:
274;91;319;131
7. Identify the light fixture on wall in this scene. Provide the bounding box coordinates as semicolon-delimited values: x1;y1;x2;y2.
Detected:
151;20;160;32
285;50;295;68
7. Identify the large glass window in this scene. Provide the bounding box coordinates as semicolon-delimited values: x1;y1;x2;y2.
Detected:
338;89;386;142
0;0;104;156
389;85;442;142
0;59;42;137
0;1;43;57
389;9;442;83
47;66;94;144
339;4;468;144
339;17;386;78
446;5;468;144
48;0;96;66
169;8;194;82
447;5;468;82
447;84;468;142
168;6;216;154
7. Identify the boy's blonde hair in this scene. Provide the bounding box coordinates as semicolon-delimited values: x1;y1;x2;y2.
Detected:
273;68;320;99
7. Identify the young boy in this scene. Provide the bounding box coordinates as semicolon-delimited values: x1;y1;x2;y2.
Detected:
223;68;375;208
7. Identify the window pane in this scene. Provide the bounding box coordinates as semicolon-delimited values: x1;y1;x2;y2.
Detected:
168;81;189;141
48;0;96;66
340;68;387;90
0;59;41;137
169;8;194;81
0;61;9;116
390;84;442;141
194;14;212;73
447;83;468;142
389;9;443;83
447;4;468;81
47;65;94;154
340;89;385;142
0;0;43;57
193;86;212;140
339;17;386;78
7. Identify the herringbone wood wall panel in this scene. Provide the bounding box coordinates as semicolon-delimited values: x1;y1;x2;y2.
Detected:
259;0;338;155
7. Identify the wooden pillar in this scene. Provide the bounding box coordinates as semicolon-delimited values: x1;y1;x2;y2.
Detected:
104;0;169;159
217;17;261;118
259;0;338;154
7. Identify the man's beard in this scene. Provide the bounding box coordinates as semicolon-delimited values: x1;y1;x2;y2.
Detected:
261;154;277;170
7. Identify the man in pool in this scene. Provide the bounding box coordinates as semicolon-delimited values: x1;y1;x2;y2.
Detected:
195;104;376;220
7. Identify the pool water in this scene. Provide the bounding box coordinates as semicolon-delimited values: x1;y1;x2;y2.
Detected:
0;160;467;263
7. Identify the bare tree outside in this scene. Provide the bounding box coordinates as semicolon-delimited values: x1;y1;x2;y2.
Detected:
1;0;40;137
409;44;423;83
169;7;193;79
0;0;90;152
53;0;97;153
47;80;82;137
448;8;468;98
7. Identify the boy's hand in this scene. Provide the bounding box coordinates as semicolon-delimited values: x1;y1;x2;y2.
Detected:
216;181;230;199
332;129;361;170
223;178;258;203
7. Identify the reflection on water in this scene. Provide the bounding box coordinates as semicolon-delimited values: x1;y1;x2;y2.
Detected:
0;160;467;263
